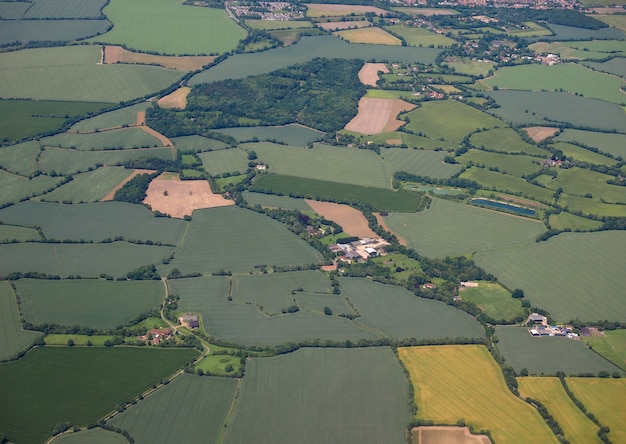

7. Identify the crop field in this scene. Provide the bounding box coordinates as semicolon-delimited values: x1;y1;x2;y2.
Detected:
335;27;402;45
0;281;41;362
224;347;409;444
340;278;485;340
558;193;626;218
385;25;456;47
294;291;356;317
105;46;216;71
445;58;495;77
38;167;134;203
524;126;559;143
517;377;602;444
475;231;626;323
317;20;372;31
109;374;237;443
495;326;622;376
354;130;460;151
548;142;617;166
43;128;162;150
457;150;542;178
459;168;555;202
171;135;229;153
0;19;110;45
245;142;389;188
0;241;173;278
70;103;149;132
44;334;114;346
567;378;626;444
52;427;128;443
458;281;524;322
251;174;427;212
581;329;626;371
15;279;164;330
247;20;314;30
596;13;626;29
197;148;249;176
305;200;378;238
469;128;546;155
0;170;63;206
305;3;388;17
548;211;602;231
0;141;40;176
90;0;246;55
399;345;559;444
163;206;322;275
189;35;442;84
242;191;313;211
403;100;503;142
584;55;626;78
0;1;32;18
345;98;416;135
383;198;545;258
554;129;626;158
546;167;626;204
0;46;183;103
217;124;323;147
21;0;107;19
0;347;197;444
0;224;40;242
169;276;378;346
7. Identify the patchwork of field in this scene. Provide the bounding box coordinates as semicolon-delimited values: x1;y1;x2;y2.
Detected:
358;62;389;86
157;87;190;109
0;347;197;444
385;25;457;47
545;167;625;205
217;124;323;147
247;20;314;31
459;168;556;202
294;291;356;317
0;170;64;206
447;57;496;77
104;46;215;71
317;20;372;31
469;128;547;155
555;129;626;158
459;150;543;177
382;198;545;258
495;327;622;376
399;345;559;444
224;347;409;444
549;142;617;166
15;279;164;330
0;224;40;242
52;427;128;443
305;3;388;17
517;377;602;444
0;281;42;362
38;167;134;203
109;374;237;443
548;211;603;231
345;97;415;135
475;231;626;322
43;127;162;150
197;148;249;176
523;126;560;143
242;191;314;211
335;27;402;45
0;141;40;176
584;56;626;78
458;281;524;322
305;200;378;238
11;0;107;19
0;46;183;103
70;103;149;132
581;329;626;371
171;135;230;153
355;130;460;151
0;19;110;45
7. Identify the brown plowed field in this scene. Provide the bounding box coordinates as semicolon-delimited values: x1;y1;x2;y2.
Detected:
143;173;234;218
412;427;492;444
523;126;559;142
103;46;215;71
306;200;377;238
345;98;415;135
158;87;191;110
136;111;176;157
358;62;389;87
375;213;407;246
101;169;157;201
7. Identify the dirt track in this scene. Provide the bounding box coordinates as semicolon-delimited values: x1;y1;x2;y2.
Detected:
345;98;415;135
306;200;377;238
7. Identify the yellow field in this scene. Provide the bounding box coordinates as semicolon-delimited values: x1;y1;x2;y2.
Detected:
517;377;602;444
335;28;402;45
567;378;626;444
398;345;559;444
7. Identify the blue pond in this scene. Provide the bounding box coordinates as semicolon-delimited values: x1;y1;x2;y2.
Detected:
471;198;537;217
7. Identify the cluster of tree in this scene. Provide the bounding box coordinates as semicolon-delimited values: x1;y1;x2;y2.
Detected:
126;264;160;280
113;173;154;204
394;171;481;192
489;8;608;30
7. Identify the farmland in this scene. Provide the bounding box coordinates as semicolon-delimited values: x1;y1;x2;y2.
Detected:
242;191;313;211
171;135;230;153
43;128;162;150
335;28;402;45
0;19;110;46
0;347;197;444
0;282;42;362
109;375;237;444
224;347;409;444
0;141;41;176
382;147;463;178
19;0;107;19
457;150;542;178
581;329;626;371
382;198;545;258
0;224;40;242
458;281;524;322
475;231;626;322
197;148;249;176
305;200;378;238
0;170;64;206
217;124;323;147
459;168;556;202
399;345;559;444
554;129;626;158
548;142;617;166
385;25;456;47
469;128;547;155
52;428;128;443
38;167;134;203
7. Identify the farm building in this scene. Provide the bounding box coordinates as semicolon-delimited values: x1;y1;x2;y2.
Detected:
182;313;199;329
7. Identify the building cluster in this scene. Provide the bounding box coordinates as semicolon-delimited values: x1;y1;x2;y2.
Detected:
328;238;390;262
137;328;173;345
229;2;304;20
436;0;580;8
527;313;579;339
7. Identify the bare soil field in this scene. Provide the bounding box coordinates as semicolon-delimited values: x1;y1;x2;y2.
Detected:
101;169;157;201
375;212;407;246
143;173;234;218
335;27;402;45
305;3;388;17
317;21;372;31
345;98;415;135
104;46;216;71
412;427;492;444
306;200;378;238
158;87;191;110
523;126;559;142
358;62;390;87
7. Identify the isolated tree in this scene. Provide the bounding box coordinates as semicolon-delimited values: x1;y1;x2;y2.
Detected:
512;289;525;299
323;306;333;316
67;338;75;347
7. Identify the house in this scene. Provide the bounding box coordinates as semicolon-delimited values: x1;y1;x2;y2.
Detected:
182;313;199;329
321;264;337;272
528;313;547;325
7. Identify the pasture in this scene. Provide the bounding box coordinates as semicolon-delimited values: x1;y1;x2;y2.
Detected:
0;19;110;45
403;100;503;142
52;428;128;443
38;167;134;203
398;345;559;444
247;20;314;31
0;46;183;103
0;141;40;176
15;279;165;330
0;347;197;444
44;128;162;150
44;334;114;346
495;326;622;376
469;128;546;155
459;168;556;202
581;329;626;371
105;46;215;71
546;167;626;204
335;27;402;45
354;130;460;151
458;281;524;322
517;377;602;444
242;191;313;211
457;150;542;178
0;281;41;362
382;198;545;258
0;224;40;242
555;129;626;158
305;3;388;17
197;148;249;176
474;231;626;323
109;374;237;443
294;291;356;317
557;193;626;218
217;124;323;147
70;103;149;132
91;0;246;55
0;170;63;206
224;347;409;444
385;25;456;47
548;142;616;166
171;135;230;153
21;0;107;19
163;206;322;275
567;378;626;444
447;58;496;77
584;55;626;78
340;278;485;340
548;212;602;231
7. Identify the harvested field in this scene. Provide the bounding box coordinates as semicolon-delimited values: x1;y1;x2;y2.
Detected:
137;111;175;151
524;126;559;142
305;200;377;238
345;97;415;135
413;426;492;444
143;173;234;218
305;3;388;17
317;21;372;31
158;87;191;109
335;27;402;45
103;45;215;71
358;62;389;87
101;169;156;201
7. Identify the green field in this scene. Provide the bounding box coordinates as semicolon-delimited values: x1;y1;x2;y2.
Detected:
517;377;602;444
217;124;323;147
558;193;626;218
197;148;249;177
399;345;559;444
247;20;314;31
70;103;149;132
403;100;503;142
385;25;457;47
555;129;626;158
15;279;164;330
0;170;64;206
21;0;107;19
349;130;460;151
458;281;524;322
0;281;42;361
245;142;389;188
171;135;230;153
383;198;545;258
194;343;244;375
0;224;40;242
0;19;110;45
546;167;626;204
294;291;356;317
43;128;162;150
381;148;463;178
0;241;173;278
38;167;133;203
549;142;617;166
340;278;485;340
469;128;547;155
581;329;626;371
444;56;497;76
475;231;626;323
90;0;246;55
163;206;322;276
0;141;41;176
0;347;197;444
457;150;543;177
44;334;115;346
242;191;313;211
495;326;622;376
507;21;552;37
567;378;626;444
224;347;409;444
51;427;128;444
584;55;626;78
459;167;556;202
109;374;237;443
548;211;603;231
0;46;183;103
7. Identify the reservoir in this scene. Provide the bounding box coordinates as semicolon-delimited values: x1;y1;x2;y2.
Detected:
471;198;537;217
